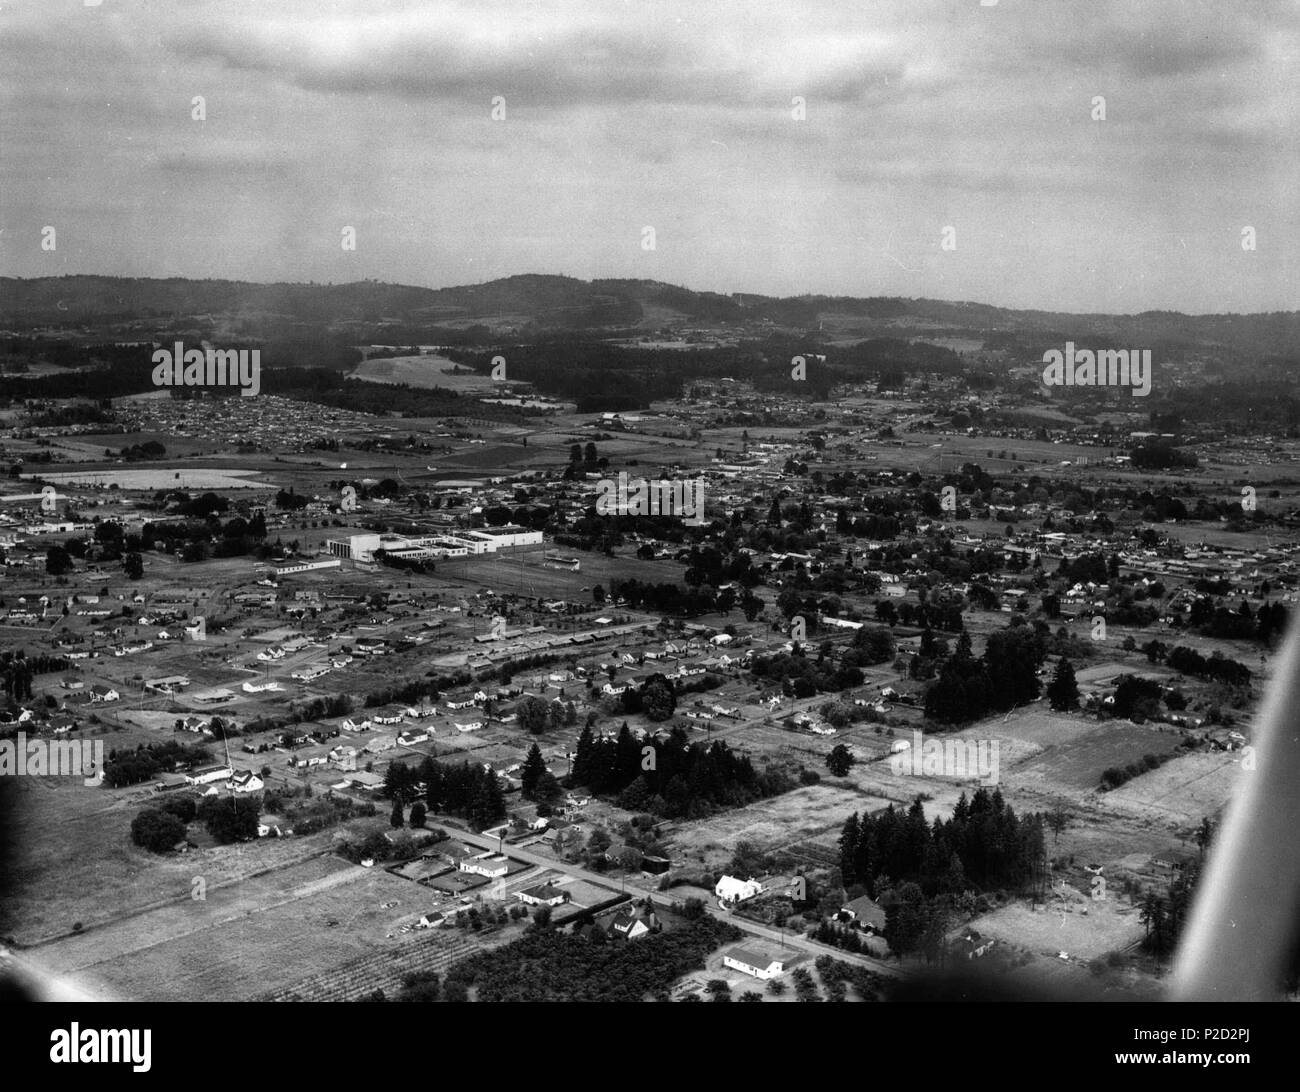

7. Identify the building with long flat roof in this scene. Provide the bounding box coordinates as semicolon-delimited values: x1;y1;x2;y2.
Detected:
328;528;542;563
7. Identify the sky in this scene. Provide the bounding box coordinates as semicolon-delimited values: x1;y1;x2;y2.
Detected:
1;0;1297;314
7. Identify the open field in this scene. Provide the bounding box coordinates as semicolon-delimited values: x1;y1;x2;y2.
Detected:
30;430;224;462
968;889;1143;965
0;775;342;945
436;443;533;470
672;700;1236;903
1013;722;1185;792
30;855;435;1001
668;782;898;870
432;544;681;599
1072;661;1176;686
350;354;497;391
26;468;268;489
1101;750;1243;825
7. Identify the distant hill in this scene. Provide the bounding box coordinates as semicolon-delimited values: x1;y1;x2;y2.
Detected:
2;273;1298;358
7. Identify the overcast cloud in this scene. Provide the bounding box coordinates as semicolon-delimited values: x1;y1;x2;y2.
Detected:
1;0;1296;312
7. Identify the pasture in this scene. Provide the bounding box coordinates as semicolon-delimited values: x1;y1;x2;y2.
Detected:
1011;721;1186;792
350;353;497;392
32;855;421;1001
967;890;1144;965
0;775;330;945
27;468;266;490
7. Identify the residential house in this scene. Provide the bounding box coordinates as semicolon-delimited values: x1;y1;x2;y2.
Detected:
397;728;431;745
48;713;78;735
722;944;788;980
609;899;660;941
230;770;264;793
606;844;644;869
404;705;438;718
837;894;887;934
516;883;569;907
715;875;763;904
343;770;384;791
459;854;509;879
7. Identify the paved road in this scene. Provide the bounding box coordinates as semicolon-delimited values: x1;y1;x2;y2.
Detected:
447;825;907;980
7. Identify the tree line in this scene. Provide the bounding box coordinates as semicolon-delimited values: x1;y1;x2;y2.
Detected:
571;723;792;820
924;625;1046;725
839;789;1048;899
383;755;506;831
104;740;212;788
2;650;70;700
1165;645;1252;688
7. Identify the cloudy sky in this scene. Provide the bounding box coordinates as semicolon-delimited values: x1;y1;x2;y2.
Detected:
1;0;1296;313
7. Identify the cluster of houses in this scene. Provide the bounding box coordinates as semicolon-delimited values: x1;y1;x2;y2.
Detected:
179;763;264;794
120;390;379;449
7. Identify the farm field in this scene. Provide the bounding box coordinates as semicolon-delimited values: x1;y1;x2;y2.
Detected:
437;443;534;470
31;855;436;1001
684;701;1230;899
263;927;521;1002
1158;520;1300;549
986;708;1124;748
432;545;680;599
28;468;268;490
1100;751;1243;825
668;781;898;870
1072;661;1176;686
862;431;1113;475
1011;721;1186;792
967;890;1144;966
350;354;485;388
0;775;337;945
